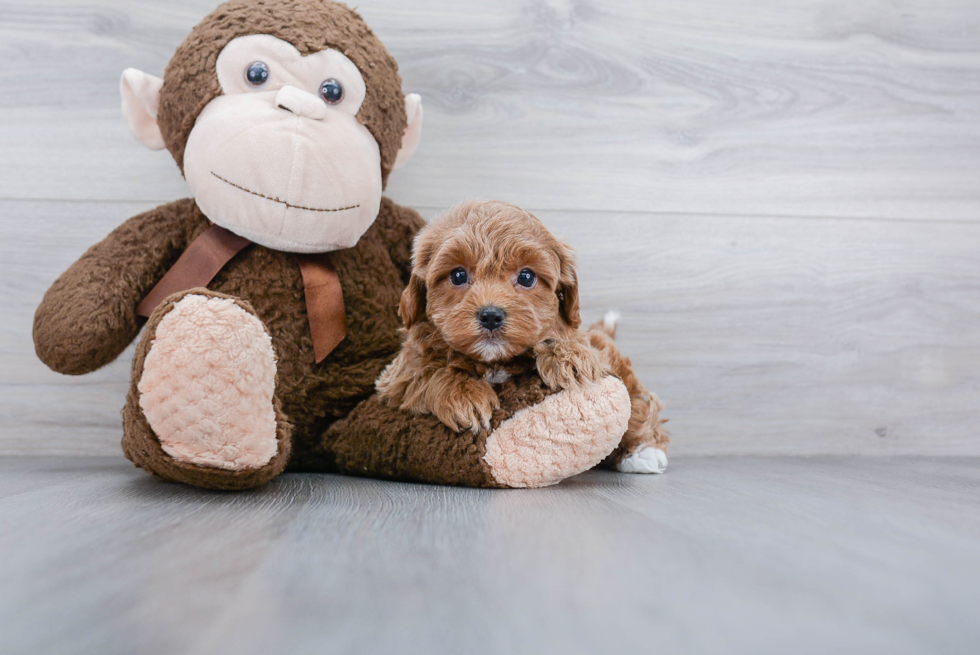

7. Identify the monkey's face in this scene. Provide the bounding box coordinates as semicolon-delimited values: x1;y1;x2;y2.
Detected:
121;2;422;253
178;35;383;253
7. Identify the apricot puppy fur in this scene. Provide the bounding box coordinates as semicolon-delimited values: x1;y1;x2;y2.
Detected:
376;200;668;470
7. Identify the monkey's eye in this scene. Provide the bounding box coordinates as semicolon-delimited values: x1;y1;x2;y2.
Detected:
319;78;344;104
517;269;537;288
245;61;269;87
449;268;469;286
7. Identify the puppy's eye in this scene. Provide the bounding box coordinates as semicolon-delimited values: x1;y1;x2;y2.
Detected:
245;61;269;87
450;268;469;286
319;78;344;104
517;269;537;288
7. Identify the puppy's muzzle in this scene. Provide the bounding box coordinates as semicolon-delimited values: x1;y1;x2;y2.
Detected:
478;306;506;332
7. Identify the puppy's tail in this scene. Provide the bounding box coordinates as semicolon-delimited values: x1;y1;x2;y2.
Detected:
589;310;620;339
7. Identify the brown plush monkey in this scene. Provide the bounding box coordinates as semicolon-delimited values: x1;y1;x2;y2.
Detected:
33;0;635;490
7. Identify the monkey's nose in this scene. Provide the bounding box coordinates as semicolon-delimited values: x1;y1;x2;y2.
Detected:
275;85;327;120
478;306;506;331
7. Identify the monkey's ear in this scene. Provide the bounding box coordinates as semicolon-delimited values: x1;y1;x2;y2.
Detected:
120;68;166;150
398;274;427;329
391;93;423;171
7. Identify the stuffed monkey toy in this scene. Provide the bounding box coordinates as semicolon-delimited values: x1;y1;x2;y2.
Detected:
33;0;634;490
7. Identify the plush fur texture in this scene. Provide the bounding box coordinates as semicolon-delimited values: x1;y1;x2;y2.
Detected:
320;369;629;488
377;200;669;468
138;293;279;471
39;196;422;489
122;289;294;490
158;0;407;186
34;198;204;376
484;375;631;488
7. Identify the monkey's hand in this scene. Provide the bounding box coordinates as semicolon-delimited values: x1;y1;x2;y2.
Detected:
534;338;607;391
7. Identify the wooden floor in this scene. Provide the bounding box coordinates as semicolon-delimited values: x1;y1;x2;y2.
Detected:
1;455;978;655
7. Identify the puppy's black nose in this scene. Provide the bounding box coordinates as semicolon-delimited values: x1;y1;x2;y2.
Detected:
478;306;506;331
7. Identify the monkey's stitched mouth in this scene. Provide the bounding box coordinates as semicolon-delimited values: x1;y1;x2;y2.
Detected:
211;172;360;213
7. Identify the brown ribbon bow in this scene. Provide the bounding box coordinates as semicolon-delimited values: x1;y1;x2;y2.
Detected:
136;224;347;363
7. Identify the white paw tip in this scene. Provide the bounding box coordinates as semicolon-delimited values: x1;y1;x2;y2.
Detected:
602;310;620;333
617;446;668;474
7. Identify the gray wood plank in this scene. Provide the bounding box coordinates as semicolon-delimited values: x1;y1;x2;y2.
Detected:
0;0;978;219
0;455;977;655
4;199;978;456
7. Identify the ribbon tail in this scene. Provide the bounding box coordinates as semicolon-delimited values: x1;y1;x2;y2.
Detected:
297;253;348;363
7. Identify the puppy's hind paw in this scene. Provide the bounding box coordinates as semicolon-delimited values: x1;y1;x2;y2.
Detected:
616;446;668;474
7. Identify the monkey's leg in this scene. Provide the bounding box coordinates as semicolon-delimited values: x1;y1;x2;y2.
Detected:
320;374;631;488
122;289;292;490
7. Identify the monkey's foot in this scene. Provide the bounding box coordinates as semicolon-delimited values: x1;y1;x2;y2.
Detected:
483;376;631;488
137;292;279;471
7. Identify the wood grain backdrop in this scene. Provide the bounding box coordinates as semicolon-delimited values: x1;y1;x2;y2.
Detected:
1;0;978;456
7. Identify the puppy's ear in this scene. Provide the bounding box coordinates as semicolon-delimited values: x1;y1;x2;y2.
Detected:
556;241;581;328
398;274;427;328
401;223;439;329
558;274;581;329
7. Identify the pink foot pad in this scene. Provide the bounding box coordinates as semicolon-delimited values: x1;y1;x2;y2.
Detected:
137;294;279;471
484;376;631;488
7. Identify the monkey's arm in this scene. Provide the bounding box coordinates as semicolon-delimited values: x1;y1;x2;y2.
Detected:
33;198;205;375
375;197;426;284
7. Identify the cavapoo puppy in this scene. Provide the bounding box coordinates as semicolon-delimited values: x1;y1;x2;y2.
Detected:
376;200;669;473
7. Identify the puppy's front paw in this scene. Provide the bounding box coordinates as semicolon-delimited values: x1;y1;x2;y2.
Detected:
535;339;606;391
430;379;501;434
